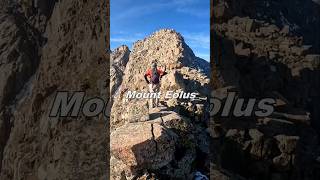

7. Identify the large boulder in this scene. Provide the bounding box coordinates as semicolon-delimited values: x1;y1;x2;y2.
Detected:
274;135;300;154
111;123;176;175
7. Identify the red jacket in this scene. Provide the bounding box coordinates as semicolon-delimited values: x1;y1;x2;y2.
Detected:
145;68;165;78
144;68;167;84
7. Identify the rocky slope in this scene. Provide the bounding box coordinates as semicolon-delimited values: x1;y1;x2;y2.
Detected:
212;0;320;179
110;29;210;179
0;1;108;179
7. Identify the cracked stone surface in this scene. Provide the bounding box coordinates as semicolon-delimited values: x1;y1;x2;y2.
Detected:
110;122;176;175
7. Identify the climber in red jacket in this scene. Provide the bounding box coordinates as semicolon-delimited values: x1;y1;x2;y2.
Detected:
144;62;167;108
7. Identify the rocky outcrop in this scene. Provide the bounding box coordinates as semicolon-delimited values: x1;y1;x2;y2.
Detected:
110;45;130;96
110;29;210;179
111;29;210;129
212;1;320;179
0;1;108;179
111;45;130;71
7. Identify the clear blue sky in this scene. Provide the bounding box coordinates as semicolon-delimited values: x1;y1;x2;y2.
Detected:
110;0;210;61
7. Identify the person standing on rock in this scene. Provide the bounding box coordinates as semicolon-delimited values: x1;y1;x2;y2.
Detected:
144;62;167;108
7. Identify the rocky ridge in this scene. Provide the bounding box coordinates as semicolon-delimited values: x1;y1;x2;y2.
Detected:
111;29;210;128
110;29;210;179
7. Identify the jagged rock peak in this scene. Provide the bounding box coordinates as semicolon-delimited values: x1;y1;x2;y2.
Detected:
132;28;185;54
130;28;209;74
110;45;130;97
148;28;184;40
112;45;130;55
111;45;130;70
110;28;210;129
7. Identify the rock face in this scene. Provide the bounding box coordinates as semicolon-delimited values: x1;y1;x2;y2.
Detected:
110;45;130;96
111;45;130;71
111;123;176;172
111;29;210;129
213;0;320;52
0;11;42;172
0;1;108;179
110;29;210;179
212;1;320;180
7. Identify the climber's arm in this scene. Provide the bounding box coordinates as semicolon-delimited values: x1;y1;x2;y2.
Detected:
144;69;151;84
161;71;168;78
144;73;150;84
144;74;150;84
160;66;167;78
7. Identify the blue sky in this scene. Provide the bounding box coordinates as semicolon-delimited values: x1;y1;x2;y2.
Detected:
110;0;210;61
